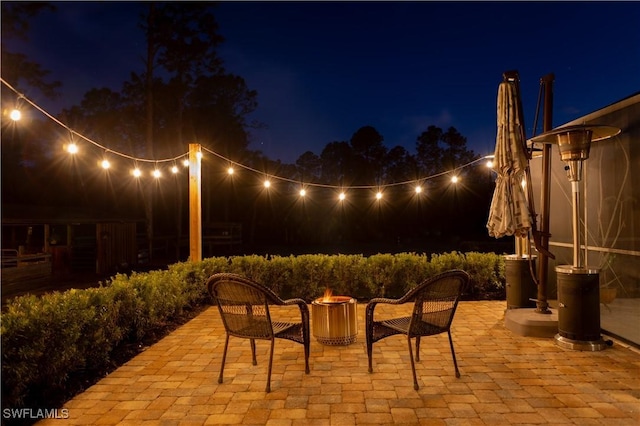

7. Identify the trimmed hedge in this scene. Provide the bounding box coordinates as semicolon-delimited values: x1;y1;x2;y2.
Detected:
1;251;505;415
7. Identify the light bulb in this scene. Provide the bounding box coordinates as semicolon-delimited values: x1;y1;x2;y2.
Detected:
415;186;422;194
67;143;79;154
182;159;189;167
152;169;161;178
339;192;346;201
171;165;179;174
101;159;110;169
486;160;494;168
299;189;306;197
376;192;383;200
451;176;459;183
9;109;21;121
132;168;142;178
227;167;234;175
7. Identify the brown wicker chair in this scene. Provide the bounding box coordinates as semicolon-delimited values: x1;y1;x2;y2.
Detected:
365;269;470;390
207;273;310;392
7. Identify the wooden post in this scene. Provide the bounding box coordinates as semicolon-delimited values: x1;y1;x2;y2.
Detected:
189;143;202;262
44;224;50;253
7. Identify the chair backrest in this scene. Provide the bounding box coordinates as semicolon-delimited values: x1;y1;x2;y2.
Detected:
209;274;275;339
408;270;469;336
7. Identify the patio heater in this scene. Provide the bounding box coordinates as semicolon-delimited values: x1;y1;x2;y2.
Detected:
530;124;619;350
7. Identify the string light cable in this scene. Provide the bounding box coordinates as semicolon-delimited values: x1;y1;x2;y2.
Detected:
201;145;494;191
1;77;185;165
2;77;495;193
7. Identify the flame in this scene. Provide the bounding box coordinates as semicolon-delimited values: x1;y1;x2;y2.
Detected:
321;288;333;303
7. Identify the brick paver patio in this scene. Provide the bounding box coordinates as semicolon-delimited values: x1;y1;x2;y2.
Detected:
37;301;640;425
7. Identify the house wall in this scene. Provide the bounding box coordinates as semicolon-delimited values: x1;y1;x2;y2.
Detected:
529;93;640;345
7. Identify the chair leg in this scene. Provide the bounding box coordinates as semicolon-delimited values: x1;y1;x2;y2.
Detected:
407;337;419;390
304;340;310;374
218;334;230;384
303;323;310;374
366;336;373;373
250;339;257;366
447;330;460;378
415;336;421;362
266;339;275;393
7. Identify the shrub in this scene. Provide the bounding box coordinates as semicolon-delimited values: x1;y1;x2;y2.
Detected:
429;251;466;273
261;255;293;296
330;254;368;299
464;251;505;298
389;252;433;297
289;254;333;300
1;290;108;408
363;253;395;297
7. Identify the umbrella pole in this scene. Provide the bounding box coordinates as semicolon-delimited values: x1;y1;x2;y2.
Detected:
535;74;554;314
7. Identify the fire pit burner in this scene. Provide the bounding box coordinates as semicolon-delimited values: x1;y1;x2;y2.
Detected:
311;294;358;345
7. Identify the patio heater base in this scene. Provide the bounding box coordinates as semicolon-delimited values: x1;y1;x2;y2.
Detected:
505;307;558;338
555;266;612;351
505;255;537;309
554;334;611;352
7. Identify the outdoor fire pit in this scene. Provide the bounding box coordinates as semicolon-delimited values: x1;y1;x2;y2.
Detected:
311;289;358;345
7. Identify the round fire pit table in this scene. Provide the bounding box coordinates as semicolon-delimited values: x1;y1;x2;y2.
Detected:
311;296;358;345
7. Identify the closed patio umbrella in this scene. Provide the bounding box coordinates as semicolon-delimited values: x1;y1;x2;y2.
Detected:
486;77;532;240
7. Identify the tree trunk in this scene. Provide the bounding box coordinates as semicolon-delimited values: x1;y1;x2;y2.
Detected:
144;3;156;261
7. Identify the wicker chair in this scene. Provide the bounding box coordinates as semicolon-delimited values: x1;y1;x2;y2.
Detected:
365;269;470;390
207;273;310;392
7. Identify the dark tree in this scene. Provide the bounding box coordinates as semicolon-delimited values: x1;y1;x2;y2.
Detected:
415;125;443;177
384;145;416;184
52;3;260;258
441;126;475;170
295;151;322;182
0;2;61;98
349;126;387;185
1;2;65;212
320;141;353;186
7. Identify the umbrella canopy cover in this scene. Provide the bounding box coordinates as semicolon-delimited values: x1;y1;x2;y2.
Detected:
487;80;531;238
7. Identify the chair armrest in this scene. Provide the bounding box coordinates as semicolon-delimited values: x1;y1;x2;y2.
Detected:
282;298;310;321
283;298;309;310
368;297;403;306
366;297;402;324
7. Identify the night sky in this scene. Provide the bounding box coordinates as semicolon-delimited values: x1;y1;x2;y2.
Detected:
6;1;640;163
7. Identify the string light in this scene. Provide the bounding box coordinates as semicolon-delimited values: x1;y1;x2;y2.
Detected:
67;142;79;154
1;78;496;196
100;150;111;170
